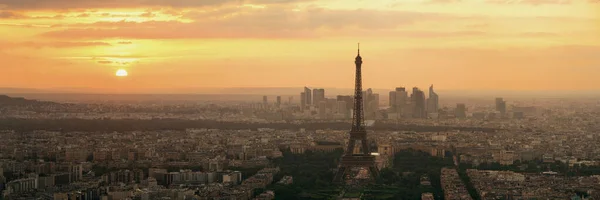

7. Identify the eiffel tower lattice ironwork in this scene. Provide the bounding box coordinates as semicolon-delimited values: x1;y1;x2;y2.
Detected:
333;44;380;183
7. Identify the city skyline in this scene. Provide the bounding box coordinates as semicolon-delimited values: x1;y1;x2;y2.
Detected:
1;0;600;92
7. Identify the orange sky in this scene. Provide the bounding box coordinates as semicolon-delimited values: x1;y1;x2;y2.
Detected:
0;0;599;93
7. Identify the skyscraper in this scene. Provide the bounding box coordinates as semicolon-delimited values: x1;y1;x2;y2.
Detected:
496;98;506;116
304;87;312;105
395;88;408;116
389;91;396;108
411;87;426;119
300;92;306;111
427;85;439;114
370;93;379;119
276;96;281;107
363;88;373;117
318;101;327;119
336;95;353;111
313;89;325;106
455;103;467;118
337;100;347;116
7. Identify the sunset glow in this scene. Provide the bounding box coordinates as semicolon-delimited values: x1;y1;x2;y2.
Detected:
1;0;599;93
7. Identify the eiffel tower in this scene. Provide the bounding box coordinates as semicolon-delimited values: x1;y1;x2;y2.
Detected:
333;44;380;183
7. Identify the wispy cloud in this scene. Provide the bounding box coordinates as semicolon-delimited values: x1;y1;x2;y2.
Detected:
486;0;572;5
97;60;113;64
424;0;462;4
0;0;313;10
0;41;111;49
39;8;473;39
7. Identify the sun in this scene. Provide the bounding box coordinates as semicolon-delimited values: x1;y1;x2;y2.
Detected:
116;69;128;77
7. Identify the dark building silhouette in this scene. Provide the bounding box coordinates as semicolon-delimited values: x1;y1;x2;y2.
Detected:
389;87;408;114
313;88;325;106
300;92;306;111
363;88;379;119
318;101;327;119
427;85;439;114
337;95;353;111
276;96;281;107
389;91;396;107
411;87;427;119
304;87;312;105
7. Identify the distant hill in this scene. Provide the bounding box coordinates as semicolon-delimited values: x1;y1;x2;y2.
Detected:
0;95;57;106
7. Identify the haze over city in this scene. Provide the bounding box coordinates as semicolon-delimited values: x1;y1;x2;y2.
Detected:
2;1;600;200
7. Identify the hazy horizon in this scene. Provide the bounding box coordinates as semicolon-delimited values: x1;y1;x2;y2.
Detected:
2;86;600;95
2;87;599;104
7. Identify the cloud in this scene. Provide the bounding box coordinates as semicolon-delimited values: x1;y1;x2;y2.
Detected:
0;22;52;28
76;13;90;17
117;41;133;44
139;11;156;17
0;0;233;9
518;32;560;37
0;11;65;19
0;11;25;18
486;0;572;5
0;0;313;10
424;0;462;3
395;30;486;38
0;41;111;49
40;8;469;39
96;59;135;65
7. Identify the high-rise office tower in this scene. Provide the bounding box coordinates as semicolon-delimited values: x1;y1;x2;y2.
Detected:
337;95;353;111
363;88;373;115
371;93;379;118
276;96;281;107
411;87;427;119
455;103;467;118
300;92;306;110
395;88;408;115
326;98;337;110
313;89;325;106
495;98;506;116
318;101;327;119
427;85;439;114
304;87;312;105
337;101;347;116
389;91;397;108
